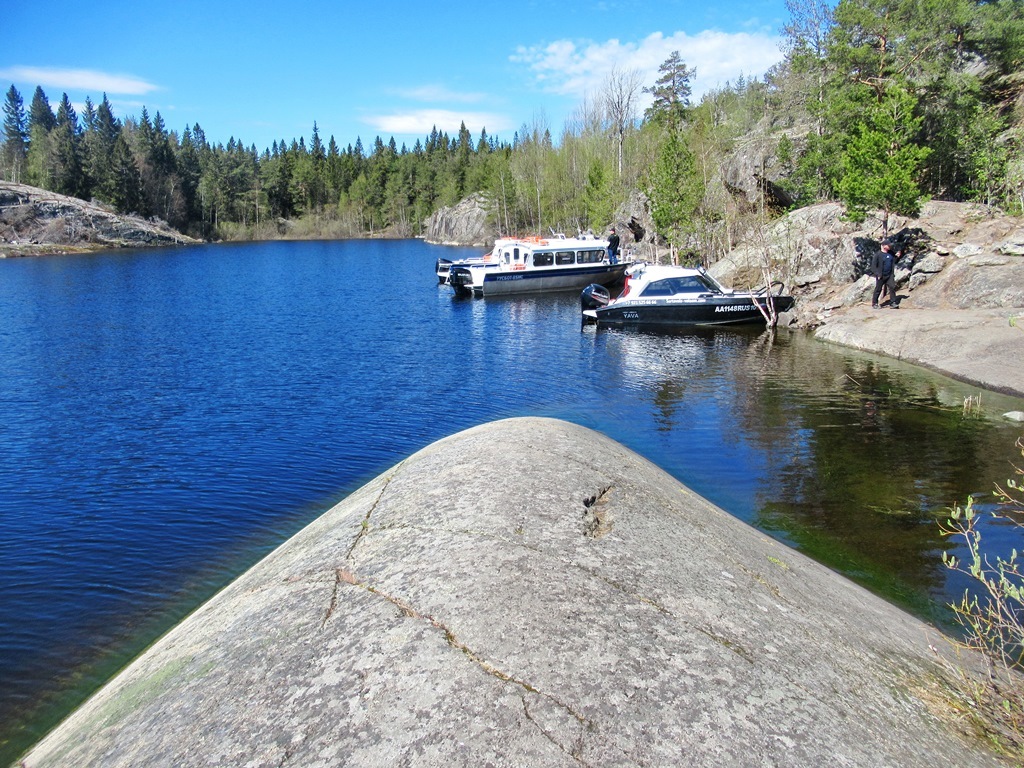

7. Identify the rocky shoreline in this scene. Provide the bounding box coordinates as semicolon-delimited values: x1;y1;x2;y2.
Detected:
5;181;1022;400
814;306;1024;400
706;201;1024;400
0;181;200;257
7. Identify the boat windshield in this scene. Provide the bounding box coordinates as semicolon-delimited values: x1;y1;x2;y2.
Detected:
640;274;720;297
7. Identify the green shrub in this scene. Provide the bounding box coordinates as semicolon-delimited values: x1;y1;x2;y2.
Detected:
941;437;1024;756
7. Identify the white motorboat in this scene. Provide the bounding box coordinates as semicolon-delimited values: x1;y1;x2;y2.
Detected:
447;233;630;296
581;263;794;327
436;251;492;284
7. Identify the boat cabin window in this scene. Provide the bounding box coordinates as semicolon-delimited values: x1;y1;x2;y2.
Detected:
578;249;604;264
533;252;554;267
641;275;716;297
640;280;677;297
555;251;575;265
502;249;512;265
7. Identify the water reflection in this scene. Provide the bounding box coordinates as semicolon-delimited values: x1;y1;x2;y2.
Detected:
583;325;1022;624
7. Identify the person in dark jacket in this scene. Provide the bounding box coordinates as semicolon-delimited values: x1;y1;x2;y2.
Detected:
607;228;620;264
870;240;898;309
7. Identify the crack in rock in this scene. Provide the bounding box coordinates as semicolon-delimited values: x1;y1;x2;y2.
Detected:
320;567;360;629
582;486;614;539
345;464;403;560
521;694;594;767
695;624;756;664
323;569;596;750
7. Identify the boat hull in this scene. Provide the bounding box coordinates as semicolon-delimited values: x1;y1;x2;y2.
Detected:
591;295;795;327
435;259;452;284
453;263;628;296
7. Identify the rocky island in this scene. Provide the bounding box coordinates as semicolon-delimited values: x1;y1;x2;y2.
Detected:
0;181;200;257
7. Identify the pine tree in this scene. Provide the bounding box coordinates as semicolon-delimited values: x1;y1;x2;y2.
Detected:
643;51;696;125
51;93;86;198
177;126;202;229
87;95;123;204
2;85;29;182
28;86;56;133
109;132;143;214
836;83;931;237
646;125;704;254
81;97;96;132
308;122;327;210
24;87;56;188
325;135;344;203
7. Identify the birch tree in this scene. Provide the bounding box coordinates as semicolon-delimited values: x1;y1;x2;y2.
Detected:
602;67;644;177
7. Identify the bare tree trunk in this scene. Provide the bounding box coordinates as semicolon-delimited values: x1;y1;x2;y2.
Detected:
602;67;644;177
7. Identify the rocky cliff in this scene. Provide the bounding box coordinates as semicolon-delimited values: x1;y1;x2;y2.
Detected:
0;181;200;257
708;200;1024;322
423;191;495;246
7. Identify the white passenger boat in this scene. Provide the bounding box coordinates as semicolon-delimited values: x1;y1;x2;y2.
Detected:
447;234;629;297
436;252;492;284
581;263;794;327
436;258;454;284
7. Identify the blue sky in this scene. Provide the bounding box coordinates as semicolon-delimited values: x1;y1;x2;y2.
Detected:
3;0;789;153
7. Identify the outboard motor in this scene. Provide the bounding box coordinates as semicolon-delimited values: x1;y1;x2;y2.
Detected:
580;283;611;311
448;266;475;294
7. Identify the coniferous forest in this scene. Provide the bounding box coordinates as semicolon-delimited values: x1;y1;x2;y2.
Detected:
2;0;1023;258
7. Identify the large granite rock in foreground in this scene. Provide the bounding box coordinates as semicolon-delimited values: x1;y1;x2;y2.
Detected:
21;419;1002;767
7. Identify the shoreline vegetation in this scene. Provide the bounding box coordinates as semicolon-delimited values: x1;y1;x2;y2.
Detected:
2;1;1022;261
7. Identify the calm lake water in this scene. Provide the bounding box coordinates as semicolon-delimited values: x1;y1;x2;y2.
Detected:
2;238;1023;763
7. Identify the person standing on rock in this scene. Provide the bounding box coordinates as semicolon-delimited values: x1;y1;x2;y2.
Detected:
870;240;898;309
607;227;620;264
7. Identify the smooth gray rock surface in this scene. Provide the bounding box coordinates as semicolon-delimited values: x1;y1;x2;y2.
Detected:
20;418;1003;767
814;306;1024;397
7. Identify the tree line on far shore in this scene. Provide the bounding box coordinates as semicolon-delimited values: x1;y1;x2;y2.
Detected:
2;0;1022;257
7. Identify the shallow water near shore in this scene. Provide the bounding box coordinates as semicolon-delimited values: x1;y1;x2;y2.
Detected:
1;239;1022;763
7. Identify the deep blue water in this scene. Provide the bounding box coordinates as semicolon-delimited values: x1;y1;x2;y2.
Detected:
2;239;1023;763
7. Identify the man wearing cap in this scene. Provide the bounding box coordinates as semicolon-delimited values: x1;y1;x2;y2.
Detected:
870;240;898;309
607;227;620;264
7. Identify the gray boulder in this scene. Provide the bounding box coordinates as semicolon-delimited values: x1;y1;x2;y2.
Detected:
21;418;1003;768
423;192;495;246
913;253;947;275
997;230;1024;255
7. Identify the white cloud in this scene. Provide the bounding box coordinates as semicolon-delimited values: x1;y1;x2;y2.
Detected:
0;66;159;96
363;109;515;137
512;29;784;103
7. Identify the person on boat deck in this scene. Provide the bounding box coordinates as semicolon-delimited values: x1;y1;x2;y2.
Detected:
870;240;899;309
607;227;620;264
